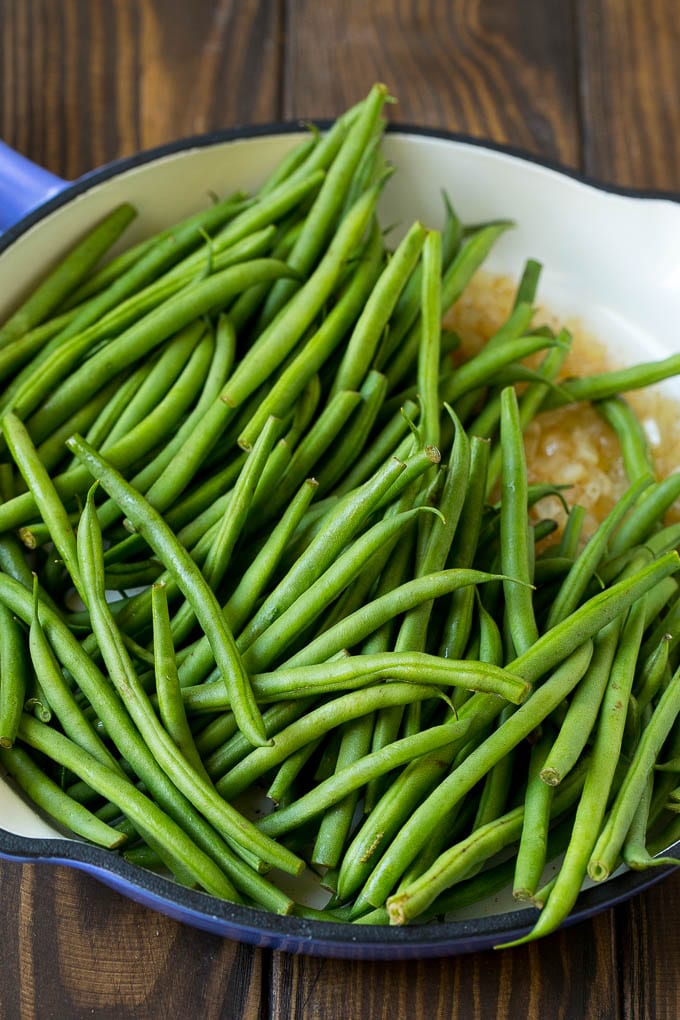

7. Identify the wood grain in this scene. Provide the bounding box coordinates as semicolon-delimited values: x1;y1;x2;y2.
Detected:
578;0;680;190
270;912;620;1020
284;0;580;165
0;0;283;178
616;870;680;1020
0;864;264;1020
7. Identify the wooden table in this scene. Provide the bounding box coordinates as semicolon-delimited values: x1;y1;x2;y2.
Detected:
2;1;680;1017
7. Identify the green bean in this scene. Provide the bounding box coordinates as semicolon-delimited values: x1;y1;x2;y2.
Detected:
253;390;362;523
559;504;586;560
0;744;126;848
177;479;319;690
0;313;75;384
0;204;136;348
384;221;513;392
589;660;680;880
17;713;240;897
396;409;472;657
416;230;443;446
316;371;390;496
0;572;291;907
278;568;522;672
75;484;302;873
331;221;427;396
201;414;281;591
184;651;530;716
286;101;365;185
546;476;653;630
509;551;679;684
258;134;319;195
236;454;409;651
257;716;483;841
228;218;305;333
28;575;121;771
539;617;622;786
22;258;296;445
102;323;207;449
331;399;421;498
635;634;671;712
596;396;656;485
203;699;316;781
484;338;571;496
609;473;680;558
79;364;149;452
513;258;542;308
620;771;680;870
387;753;587;925
2;412;83;600
193;712;238;758
240;507;432;673
237;219;385;449
335;690;504;903
95;318;236;535
376;194;462;372
501;597;648;946
356;642;593;909
138;183;382;519
640;591;680;666
338;124;385;220
311;715;375;868
512;734;555;901
217;681;480;802
67;438;268;749
65;191;248;306
0;602;29;748
438;437;490;662
152;583;210;783
471;705;517;830
255;82;388;328
33;380;120;475
539;354;680;411
499;386;538;655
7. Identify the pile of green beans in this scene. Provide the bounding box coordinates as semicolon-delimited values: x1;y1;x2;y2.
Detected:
2;84;680;945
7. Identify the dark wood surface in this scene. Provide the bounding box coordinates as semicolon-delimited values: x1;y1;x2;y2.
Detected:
2;1;680;1017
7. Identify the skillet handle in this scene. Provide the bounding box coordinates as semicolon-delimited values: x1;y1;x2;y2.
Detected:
0;141;68;232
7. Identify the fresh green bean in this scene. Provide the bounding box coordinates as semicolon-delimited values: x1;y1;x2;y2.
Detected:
67;438;268;749
499;386;538;655
331;221;427;396
356;642;593;910
596;396;656;485
539;354;680;410
589;659;680;880
17;713;239;897
512;734;555;901
184;651;530;716
152;583;210;782
255;82;388;327
0;602;29;748
546;476;653;629
0;744;126;848
237;220;385;449
539;617;622;786
0;204;136;348
75;484;302;873
387;753;587;925
501;596;648;946
3;411;83;599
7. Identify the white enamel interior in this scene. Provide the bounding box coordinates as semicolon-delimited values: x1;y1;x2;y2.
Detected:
0;132;679;868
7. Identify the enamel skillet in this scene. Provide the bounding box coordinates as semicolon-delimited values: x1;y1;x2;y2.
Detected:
0;125;679;958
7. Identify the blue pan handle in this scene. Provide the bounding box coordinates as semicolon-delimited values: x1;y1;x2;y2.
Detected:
0;141;69;232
